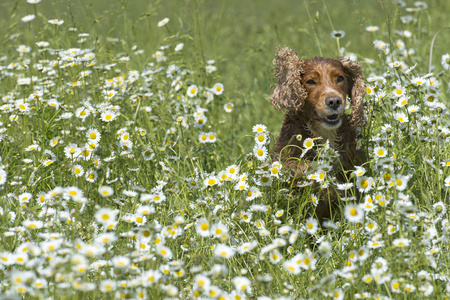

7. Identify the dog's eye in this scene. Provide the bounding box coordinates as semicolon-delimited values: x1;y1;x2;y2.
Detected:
337;76;344;83
306;80;316;85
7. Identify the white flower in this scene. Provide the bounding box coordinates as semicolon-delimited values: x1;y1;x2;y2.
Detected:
100;110;117;122
237;241;257;254
395;96;409;107
95;208;118;225
252;124;267;133
141;269;161;286
111;256;130;269
204;175;219;187
393;112;408;123
331;30;345;38
433;201;447;216
18;192;32;204
186;85;198;98
232;276;251;294
206;65;217;73
99;279;116;293
353;166;366;177
374;146;387;158
212;83;224;95
48;19;64;25
303;138;314;149
373;40;389;52
196;218;211;237
214;244;235;259
283;259;301;275
394;175;410;191
156;245;172;259
0;169;7;185
72;165;84;177
305;217;319;235
411;76;426;86
253;144;268;161
356;176;373;192
98;186;114;197
269;249;282;263
23;220;44;229
211;222;228;238
392;86;406;97
21;14;36;22
365;26;379;32
174;43;184;52
332;288;345;300
344;204;364;223
16;45;30;53
36;41;50;47
392;238;410;247
157;18;169;27
441;54;450;70
255;132;269;145
224;103;234;112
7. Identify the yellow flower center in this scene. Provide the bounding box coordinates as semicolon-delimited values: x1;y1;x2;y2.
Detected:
361;180;368;188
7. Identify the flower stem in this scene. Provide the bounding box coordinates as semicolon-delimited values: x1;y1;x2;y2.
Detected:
428;26;450;73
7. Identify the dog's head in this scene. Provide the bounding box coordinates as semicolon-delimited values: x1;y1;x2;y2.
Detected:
271;47;366;129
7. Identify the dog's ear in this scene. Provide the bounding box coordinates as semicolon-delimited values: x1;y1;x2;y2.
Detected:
341;58;366;127
271;47;307;112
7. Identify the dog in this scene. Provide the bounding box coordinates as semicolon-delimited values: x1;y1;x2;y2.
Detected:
271;47;366;224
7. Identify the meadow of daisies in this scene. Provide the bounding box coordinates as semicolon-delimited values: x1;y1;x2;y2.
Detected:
2;0;450;299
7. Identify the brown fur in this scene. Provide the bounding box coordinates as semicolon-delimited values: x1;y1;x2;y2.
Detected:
271;47;366;224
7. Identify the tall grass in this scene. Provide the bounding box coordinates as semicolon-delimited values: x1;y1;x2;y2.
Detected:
0;0;450;299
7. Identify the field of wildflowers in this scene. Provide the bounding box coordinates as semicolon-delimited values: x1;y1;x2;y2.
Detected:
1;0;450;299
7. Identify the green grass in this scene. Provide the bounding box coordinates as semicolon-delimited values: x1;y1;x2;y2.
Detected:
1;0;450;299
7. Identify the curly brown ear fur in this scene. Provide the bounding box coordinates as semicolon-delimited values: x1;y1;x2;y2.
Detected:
341;58;366;128
271;47;307;112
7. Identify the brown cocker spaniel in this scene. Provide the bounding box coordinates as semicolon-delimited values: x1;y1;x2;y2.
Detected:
271;47;366;224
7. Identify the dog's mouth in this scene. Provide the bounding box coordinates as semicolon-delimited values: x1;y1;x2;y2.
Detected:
313;111;343;128
323;114;340;125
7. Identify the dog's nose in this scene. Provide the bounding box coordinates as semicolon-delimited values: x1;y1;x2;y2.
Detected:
325;96;342;110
